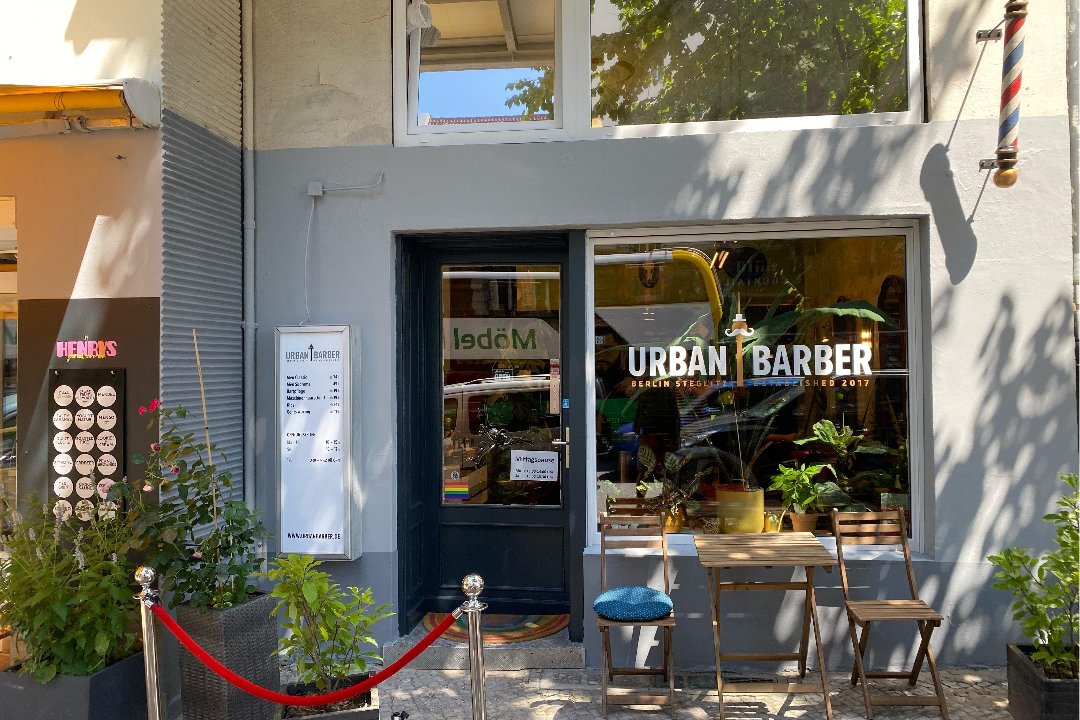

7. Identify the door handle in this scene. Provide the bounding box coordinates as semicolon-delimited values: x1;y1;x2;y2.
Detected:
551;427;570;468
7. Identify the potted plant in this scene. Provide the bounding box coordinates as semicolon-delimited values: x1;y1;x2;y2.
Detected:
987;472;1078;720
767;462;849;533
259;554;392;718
0;496;147;720
119;400;275;720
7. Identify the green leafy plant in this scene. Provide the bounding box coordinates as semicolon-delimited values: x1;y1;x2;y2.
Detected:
764;464;829;515
119;400;268;610
987;472;1079;679
258;554;392;692
794;419;889;491
0;498;140;682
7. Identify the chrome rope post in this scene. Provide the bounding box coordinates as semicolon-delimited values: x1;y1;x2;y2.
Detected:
135;566;163;720
460;573;488;720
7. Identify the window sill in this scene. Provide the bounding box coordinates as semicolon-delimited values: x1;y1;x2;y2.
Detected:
584;534;934;562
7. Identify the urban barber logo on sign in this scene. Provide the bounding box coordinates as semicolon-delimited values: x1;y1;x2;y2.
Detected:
628;314;872;388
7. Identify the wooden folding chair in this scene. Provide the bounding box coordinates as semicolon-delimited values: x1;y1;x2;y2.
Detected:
832;510;949;720
595;513;676;717
605;497;651;515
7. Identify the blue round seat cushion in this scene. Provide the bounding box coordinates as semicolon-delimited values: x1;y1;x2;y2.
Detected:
593;586;673;622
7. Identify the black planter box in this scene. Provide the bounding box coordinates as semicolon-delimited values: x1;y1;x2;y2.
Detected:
0;651;146;720
176;592;280;720
1007;643;1079;720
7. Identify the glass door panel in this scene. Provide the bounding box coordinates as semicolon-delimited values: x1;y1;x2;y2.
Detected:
441;264;562;506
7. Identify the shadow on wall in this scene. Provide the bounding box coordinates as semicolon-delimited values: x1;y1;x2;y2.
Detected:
64;0;160;78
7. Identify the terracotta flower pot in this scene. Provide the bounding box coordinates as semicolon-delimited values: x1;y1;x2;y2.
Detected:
789;512;819;533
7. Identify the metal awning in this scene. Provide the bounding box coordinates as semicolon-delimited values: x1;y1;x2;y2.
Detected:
0;78;160;140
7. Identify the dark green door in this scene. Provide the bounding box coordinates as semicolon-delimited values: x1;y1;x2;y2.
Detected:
398;233;587;639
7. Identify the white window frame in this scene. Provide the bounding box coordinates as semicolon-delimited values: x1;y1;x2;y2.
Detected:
583;219;928;554
393;0;925;147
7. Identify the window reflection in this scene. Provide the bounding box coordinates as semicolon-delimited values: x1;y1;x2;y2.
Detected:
594;235;911;533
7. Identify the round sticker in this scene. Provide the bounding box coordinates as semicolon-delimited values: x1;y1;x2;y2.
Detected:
96;477;115;499
75;499;95;522
74;454;96;475
52;453;73;475
53;477;74;498
96;431;117;453
53;385;74;406
97;454;118;476
53;499;72;521
75;385;96;407
76;477;96;499
75;408;96;430
74;431;96;453
96;385;117;407
53;408;74;430
97;408;117;430
52;431;74;453
97;501;117;520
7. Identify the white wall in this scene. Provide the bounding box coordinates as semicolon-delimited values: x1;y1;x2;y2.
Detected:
0;0;163;86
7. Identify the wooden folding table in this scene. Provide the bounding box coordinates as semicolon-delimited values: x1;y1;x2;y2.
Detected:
695;532;837;719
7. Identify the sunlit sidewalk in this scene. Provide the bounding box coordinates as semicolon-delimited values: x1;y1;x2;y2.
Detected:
379;666;1010;719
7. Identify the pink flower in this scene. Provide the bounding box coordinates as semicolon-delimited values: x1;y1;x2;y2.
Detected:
192;550;203;560
150;442;160;452
143;484;153;492
148;399;160;412
172;466;181;475
138;406;146;416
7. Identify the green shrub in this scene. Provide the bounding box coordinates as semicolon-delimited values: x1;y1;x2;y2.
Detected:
988;472;1079;679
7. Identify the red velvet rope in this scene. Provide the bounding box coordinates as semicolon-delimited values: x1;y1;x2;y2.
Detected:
151;602;459;707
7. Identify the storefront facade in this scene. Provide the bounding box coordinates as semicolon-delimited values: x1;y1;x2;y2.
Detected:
2;0;1077;684
250;0;1079;670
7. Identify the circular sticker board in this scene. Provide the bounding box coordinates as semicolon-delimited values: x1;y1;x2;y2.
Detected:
74;453;96;475
75;499;95;522
74;431;96;453
97;454;118;476
97;408;117;430
53;408;74;430
74;408;96;430
75;385;96;407
52;453;73;475
75;476;96;499
53;499;73;521
52;431;74;453
96;385;117;407
97;501;117;520
54;477;74;498
53;385;74;406
96;431;117;453
96;477;115;499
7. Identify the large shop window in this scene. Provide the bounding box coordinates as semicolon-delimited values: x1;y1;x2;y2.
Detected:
593;231;914;537
397;0;919;143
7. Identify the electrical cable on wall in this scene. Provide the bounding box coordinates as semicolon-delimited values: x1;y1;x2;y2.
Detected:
302;172;385;325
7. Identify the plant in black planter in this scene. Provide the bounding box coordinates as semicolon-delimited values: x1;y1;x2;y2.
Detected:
260;554;392;718
0;496;147;720
120;400;274;720
987;472;1078;719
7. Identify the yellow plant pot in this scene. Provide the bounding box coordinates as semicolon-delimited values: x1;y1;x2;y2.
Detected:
716;488;765;533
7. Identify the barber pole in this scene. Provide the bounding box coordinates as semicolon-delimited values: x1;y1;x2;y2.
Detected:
994;0;1027;188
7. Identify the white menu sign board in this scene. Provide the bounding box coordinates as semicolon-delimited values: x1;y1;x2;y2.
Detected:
276;326;360;559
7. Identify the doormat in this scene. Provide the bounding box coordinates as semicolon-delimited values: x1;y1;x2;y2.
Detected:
422;613;569;645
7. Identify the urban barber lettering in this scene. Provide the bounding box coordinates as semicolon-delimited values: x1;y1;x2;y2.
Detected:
629;342;873;380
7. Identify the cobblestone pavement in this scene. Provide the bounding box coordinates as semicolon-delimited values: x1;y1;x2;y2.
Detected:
379;667;1011;719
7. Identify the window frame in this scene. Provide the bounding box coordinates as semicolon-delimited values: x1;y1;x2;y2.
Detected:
393;0;925;146
583;219;927;553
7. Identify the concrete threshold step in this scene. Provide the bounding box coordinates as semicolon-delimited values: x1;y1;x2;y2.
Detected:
382;625;585;671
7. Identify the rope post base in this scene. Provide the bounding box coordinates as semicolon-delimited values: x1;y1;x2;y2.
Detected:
461;574;488;720
135;566;164;720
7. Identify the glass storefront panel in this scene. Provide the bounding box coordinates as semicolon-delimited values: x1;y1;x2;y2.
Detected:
594;235;910;532
441;265;563;506
590;0;908;126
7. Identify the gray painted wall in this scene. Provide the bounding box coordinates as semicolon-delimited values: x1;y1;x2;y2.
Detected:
252;114;1078;666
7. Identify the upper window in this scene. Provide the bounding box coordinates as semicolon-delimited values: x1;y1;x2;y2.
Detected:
396;0;920;144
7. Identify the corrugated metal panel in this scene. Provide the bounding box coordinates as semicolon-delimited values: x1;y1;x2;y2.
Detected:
160;0;244;509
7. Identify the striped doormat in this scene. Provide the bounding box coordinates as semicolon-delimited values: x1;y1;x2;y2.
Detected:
422;613;569;645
